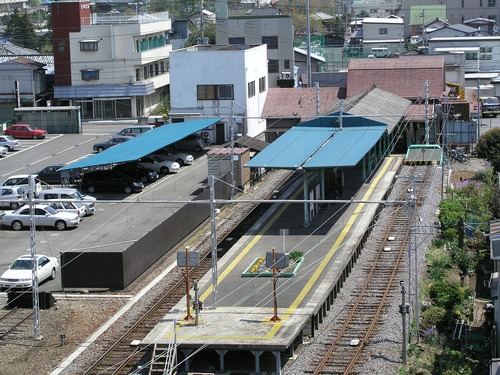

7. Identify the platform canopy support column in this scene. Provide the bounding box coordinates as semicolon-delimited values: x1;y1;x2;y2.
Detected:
252;350;263;373
273;350;282;374
216;349;227;372
180;349;193;372
302;169;310;228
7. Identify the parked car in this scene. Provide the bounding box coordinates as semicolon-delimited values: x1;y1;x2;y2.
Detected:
173;134;206;152
0;146;6;157
110;125;155;141
0;254;59;290
4;124;47;139
0;204;81;231
0;186;26;210
1;174;42;197
0;135;21;151
80;170;144;194
151;147;194;166
45;201;86;218
93;137;129;153
137;155;180;174
38;188;96;216
113;162;159;184
36;164;81;185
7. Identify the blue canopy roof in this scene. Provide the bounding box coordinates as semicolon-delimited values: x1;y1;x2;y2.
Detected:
61;118;221;171
246;125;386;169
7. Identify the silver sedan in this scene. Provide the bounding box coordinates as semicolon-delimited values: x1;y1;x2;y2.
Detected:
0;204;80;231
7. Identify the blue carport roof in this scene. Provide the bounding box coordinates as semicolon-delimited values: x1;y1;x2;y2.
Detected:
60;118;221;171
245;125;387;169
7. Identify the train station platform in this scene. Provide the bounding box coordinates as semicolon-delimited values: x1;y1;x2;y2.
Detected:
141;155;405;374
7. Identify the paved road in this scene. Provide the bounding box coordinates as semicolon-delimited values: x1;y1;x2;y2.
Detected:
0;121;209;292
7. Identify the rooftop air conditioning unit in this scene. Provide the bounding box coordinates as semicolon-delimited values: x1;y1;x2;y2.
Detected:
281;71;292;79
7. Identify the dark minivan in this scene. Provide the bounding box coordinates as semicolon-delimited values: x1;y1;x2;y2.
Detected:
80;170;144;194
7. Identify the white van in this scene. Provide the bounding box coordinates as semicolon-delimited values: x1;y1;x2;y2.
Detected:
38;188;97;216
371;47;392;58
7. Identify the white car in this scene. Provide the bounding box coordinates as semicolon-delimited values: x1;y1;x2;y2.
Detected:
0;254;59;290
137;155;180;174
38;188;97;216
1;174;42;197
0;135;21;151
0;186;26;210
45;201;86;218
151;148;194;166
0;204;80;231
0;146;6;157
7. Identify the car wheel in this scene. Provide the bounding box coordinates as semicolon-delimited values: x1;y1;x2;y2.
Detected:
194;146;202;152
11;220;23;231
50;268;56;280
97;147;105;153
87;185;96;194
10;202;20;210
140;176;148;184
4;146;11;151
55;220;67;231
160;166;169;174
124;185;133;194
176;158;184;166
32;134;39;140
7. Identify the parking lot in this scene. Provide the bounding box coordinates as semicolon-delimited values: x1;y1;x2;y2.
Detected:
0;121;210;292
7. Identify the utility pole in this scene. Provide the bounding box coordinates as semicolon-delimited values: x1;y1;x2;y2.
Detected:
29;175;40;339
399;280;409;364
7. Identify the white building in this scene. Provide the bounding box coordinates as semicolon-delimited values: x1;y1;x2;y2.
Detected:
215;0;295;88
52;1;172;120
361;16;405;55
169;44;268;143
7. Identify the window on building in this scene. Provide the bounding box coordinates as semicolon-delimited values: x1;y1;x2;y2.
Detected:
379;28;388;35
248;81;255;98
149;65;154;77
480;46;493;59
480;0;483;6
81;69;99;81
259;77;266;93
262;36;279;49
136;69;141;82
268;59;279;73
489;0;497;6
143;66;148;79
465;52;478;60
284;59;290;69
155;63;159;75
79;40;98;51
197;85;234;100
58;41;65;53
229;37;245;44
462;0;464;7
160;61;165;73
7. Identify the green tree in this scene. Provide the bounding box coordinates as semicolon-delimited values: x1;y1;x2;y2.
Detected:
2;9;39;50
475;128;500;173
429;281;465;311
438;199;466;231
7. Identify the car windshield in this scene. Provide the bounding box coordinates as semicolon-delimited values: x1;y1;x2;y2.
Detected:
10;259;33;270
68;190;84;199
25;126;34;131
151;155;162;162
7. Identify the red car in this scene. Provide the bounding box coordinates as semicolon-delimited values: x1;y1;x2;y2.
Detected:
5;124;47;139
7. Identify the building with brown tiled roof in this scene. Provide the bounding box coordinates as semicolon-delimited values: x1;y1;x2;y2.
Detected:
346;56;446;100
261;87;340;142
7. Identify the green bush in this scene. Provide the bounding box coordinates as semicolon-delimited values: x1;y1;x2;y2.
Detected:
429;281;465;311
421;306;447;331
289;251;304;263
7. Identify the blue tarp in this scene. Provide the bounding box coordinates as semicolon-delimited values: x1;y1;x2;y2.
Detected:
60;118;221;171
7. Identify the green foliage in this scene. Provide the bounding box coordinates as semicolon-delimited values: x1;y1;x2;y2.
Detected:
427;253;450;282
2;9;39;50
429;281;465;311
421;306;447;331
289;251;304;263
438;199;466;230
449;245;479;286
150;95;170;117
476;128;500;173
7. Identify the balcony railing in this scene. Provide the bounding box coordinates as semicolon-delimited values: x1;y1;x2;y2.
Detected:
82;12;170;26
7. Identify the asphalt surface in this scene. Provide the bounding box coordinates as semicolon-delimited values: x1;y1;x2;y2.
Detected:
0;120;209;292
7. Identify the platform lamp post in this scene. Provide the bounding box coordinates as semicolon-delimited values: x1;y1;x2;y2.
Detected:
399;280;409;364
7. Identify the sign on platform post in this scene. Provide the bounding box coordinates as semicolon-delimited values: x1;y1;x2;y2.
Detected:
177;251;200;268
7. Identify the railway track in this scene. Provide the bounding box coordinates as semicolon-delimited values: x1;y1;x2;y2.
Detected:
82;170;294;375
305;165;433;375
0;306;33;341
